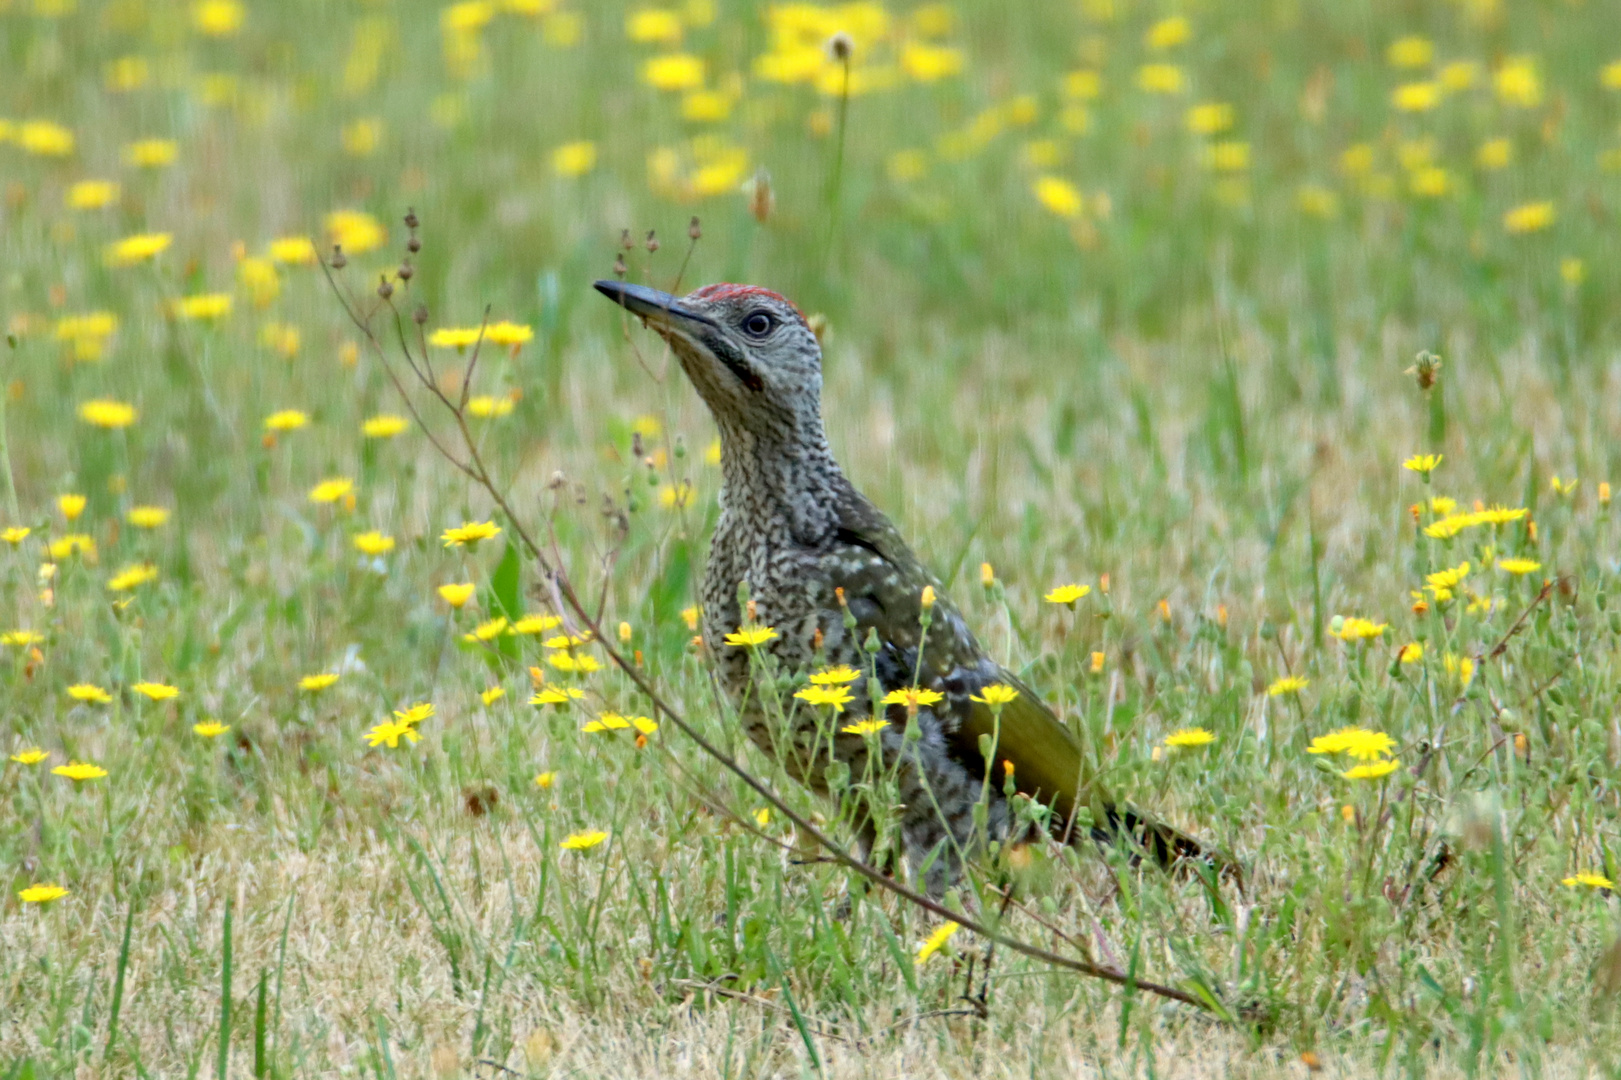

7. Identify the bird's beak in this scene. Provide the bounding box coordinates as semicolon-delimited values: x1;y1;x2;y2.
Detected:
593;280;718;335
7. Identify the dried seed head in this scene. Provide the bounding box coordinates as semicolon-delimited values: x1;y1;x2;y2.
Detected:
397;260;414;282
407;235;421;254
413;302;429;325
620;228;634;251
631;431;644;458
330;245;347;269
828;31;853;61
688;216;701;241
404;208;419;230
747;167;774;224
645;229;659;253
1405;349;1442;392
612;255;627;278
376;274;394;300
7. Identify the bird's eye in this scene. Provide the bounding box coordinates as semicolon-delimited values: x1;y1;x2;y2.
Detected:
741;312;775;337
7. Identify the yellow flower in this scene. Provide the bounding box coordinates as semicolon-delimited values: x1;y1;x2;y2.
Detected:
841;719;889;736
325;209;386;255
58;494;86;521
18;884;69;904
915;921;960;964
880;687;945;710
66;180;120;210
1475;505;1529;526
11;748;50;765
1496;558;1541;575
193;721;230;738
901;41;962;81
464;617;510;642
1399;642;1424;664
753;807;772;826
544;632;594;649
1144;15;1190;50
1402;453;1443;475
1426;562;1471;593
364;720;420;748
353;531;395;556
1342;759;1400;781
481;686;506;705
807;665;860;686
560;830;608;850
1044;583;1091;605
68;684;112;704
128;506;170;529
394;702;435;725
1562;872;1614;890
1136;63;1184;94
49;535;96;560
626;7;682;43
548;653;602;674
0;630;42;647
1266;676;1308;697
1391;82;1440;112
486;321;534;346
467;395;515;418
795;685;854;712
362;415;409;439
1476;137;1512;170
269;236;318;265
123;139;178;168
1308;727;1397;760
643;53;704;91
724;626;778;648
79;399;138;428
970;684;1019;706
20;120;74;156
133;682;179;701
308;478;354;504
1332;617;1388;641
1203;142;1250;172
1443;653;1476;687
1185;102;1234;135
439;582;476;608
2;527;31;545
530;686;585;705
1562;258;1586;287
512;613;562;635
533;771;557;789
658;483;694;509
168;293;233;321
108;564;158;592
1163;727;1215;748
683;89;733;122
1494;58;1542;108
52;761;108;781
442;520;501;547
1032;176;1084;219
264;410;308;432
1503;201;1555;235
300;673;340;692
1386;36;1433;69
552;140;597;177
1438;60;1478;90
429;328;483;349
194;0;245;36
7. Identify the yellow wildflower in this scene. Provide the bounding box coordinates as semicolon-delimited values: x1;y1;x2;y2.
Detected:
1;630;43;647
1145;15;1191;49
308;478;354;504
193;721;230;738
643;53;704;91
264;410;308;432
724;626;778;647
18;884;69;903
169;293;233;321
269;236;318;265
52;761;108;781
58;494;86;521
463;617;510;642
1562;873;1615;890
68;684;112;704
481;687;506;705
1308;727;1397;760
795;685;854;712
1185;102;1234;135
325;209;386;255
552;141;597;177
1;527;29;545
1497;558;1541;575
1032;176;1084;219
880;687;945;710
194;0;245;36
11;749;50;765
20;120;74;156
1494;58;1541;108
1044;583;1090;605
124;139;178;168
1503;201;1555;235
363;414;409;438
916;921;960;964
1343;759;1400;781
467;395;515;418
1266;676;1308;697
1164;728;1215;748
300;673;340;692
48;535;96;560
108;564;158;592
1403;453;1443;475
133;682;179;701
841;719;889;736
485;321;534;346
530;687;585;705
1391;82;1440;111
1399;642;1424;664
364;720;420;748
394;702;435;725
439;582;476;608
533;771;556;789
66;180;119;210
1333;617;1388;641
548;653;603;674
1136;63;1184;94
970;684;1020;706
127;506;169;528
560;830;608;850
512;614;563;635
79;399;137;428
1386;36;1433;69
353;531;395;556
442;520;502;547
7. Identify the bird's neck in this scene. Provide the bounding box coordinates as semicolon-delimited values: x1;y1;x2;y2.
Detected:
715;414;847;544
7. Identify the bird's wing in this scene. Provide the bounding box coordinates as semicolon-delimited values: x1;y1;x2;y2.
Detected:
824;495;1105;832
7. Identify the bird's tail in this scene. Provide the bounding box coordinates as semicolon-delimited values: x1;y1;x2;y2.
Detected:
1081;804;1240;885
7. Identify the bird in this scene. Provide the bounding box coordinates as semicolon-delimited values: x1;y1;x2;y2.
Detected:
595;278;1210;896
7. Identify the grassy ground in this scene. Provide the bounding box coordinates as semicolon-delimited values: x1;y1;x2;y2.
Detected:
5;0;1621;1075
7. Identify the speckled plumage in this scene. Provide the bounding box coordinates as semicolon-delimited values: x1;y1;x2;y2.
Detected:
596;279;1206;894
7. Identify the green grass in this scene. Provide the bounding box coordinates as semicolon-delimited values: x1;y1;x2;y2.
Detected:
5;0;1621;1075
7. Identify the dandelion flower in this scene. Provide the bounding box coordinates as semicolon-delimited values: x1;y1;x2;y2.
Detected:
1399;642;1424;664
1562;872;1614;890
1136;63;1184;94
104;232;171;266
1503;201;1555;235
1044;584;1091;605
169;293;233;321
438;583;475;608
441;520;501;547
264;409;308;432
1391;82;1440;112
132;682;179;701
464;617;510;643
325;209;385;255
1332;617;1388;642
1497;558;1541;575
299;673;339;692
1308;727;1397;760
1;630;44;647
1164;727;1215;748
1402;453;1443;475
467;395;515;418
486;322;533;347
2;527;30;545
79;399;137;428
269;236;318;265
194;0;245;36
52;761;108;781
49;535;96;560
530;687;585;705
127;506;169;528
552;140;597;177
841;719;889;736
548;653;602;674
1342;759;1400;781
11;748;50;765
916;921;960;964
1032;176;1084;219
364;720;420;748
795;685;853;712
970;684;1020;706
362;414;409;438
1267;676;1308;697
643;53;705;91
193;721;230;737
723;626;778;647
353;531;395;556
308;478;353;504
124;139;178;168
533;771;556;789
18;884;69;904
107;564;158;591
512;614;562;635
394;703;435;725
560;830;608;850
881;687;945;710
809;664;860;685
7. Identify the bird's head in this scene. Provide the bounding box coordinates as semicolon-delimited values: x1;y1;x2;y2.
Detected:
594;280;823;439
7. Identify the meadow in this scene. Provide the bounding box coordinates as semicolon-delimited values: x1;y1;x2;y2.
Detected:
5;0;1621;1075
